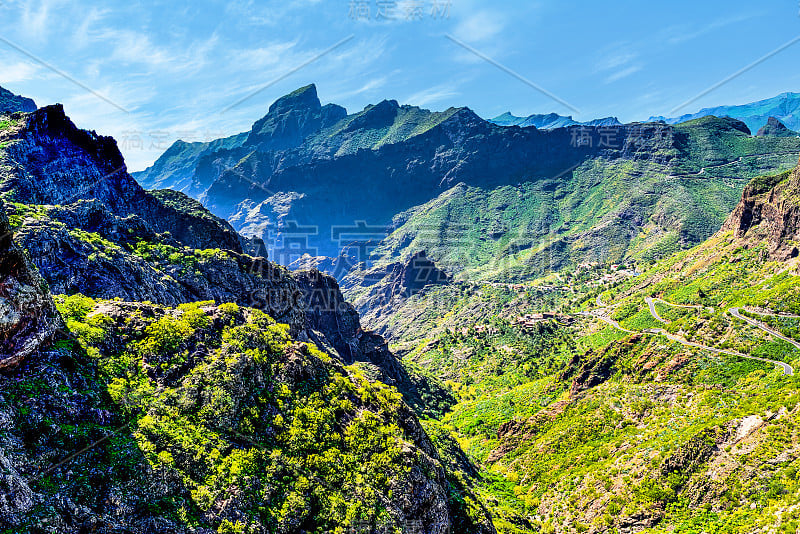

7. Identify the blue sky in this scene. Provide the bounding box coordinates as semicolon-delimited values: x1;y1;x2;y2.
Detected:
1;0;799;170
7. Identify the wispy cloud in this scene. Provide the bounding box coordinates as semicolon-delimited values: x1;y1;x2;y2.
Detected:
20;0;55;41
1;60;41;83
605;65;641;83
594;45;643;84
666;13;758;45
452;10;507;43
406;84;460;108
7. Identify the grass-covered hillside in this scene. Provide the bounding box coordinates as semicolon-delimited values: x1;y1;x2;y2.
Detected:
360;162;800;533
363;119;800;282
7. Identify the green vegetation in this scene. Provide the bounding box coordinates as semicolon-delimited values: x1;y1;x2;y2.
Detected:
368;160;800;532
51;295;483;533
131;239;230;271
0;117;20;130
366;128;800;282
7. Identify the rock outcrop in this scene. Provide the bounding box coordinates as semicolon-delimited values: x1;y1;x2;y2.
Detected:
0;201;62;368
0;94;494;534
0;104;242;252
341;251;451;328
244;83;347;151
722;156;800;259
2;101;437;407
756;116;798;137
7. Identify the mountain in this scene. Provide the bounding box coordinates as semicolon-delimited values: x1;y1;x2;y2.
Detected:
0;199;62;369
0;101;493;533
756;116;798;137
137;86;800;281
6;81;800;534
722;154;800;259
348;156;800;533
488;112;622;129
133;133;248;195
649;91;800;133
0;85;36;114
244;83;347;150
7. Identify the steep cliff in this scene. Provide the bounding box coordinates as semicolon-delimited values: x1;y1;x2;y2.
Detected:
722;156;800;259
137;86;800;277
0;105;243;252
0;201;62;368
756;116;798;138
0;99;494;533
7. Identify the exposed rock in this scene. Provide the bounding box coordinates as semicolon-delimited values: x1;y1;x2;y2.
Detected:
0;104;242;252
756;117;798;137
341;251;451;322
558;335;645;394
722;156;800;259
244;83;346;151
661;425;733;476
0;201;62;369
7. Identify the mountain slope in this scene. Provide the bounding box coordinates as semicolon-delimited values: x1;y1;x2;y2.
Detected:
341;117;800;287
137;86;800;280
132;133;248;195
359;157;800;533
0;101;495;533
0;85;36;114
756;116;798;138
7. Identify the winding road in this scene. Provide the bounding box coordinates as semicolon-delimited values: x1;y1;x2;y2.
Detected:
729;308;800;352
584;298;795;376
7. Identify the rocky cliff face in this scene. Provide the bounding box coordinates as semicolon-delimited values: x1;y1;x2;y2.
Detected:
3;99;453;415
722;156;800;259
137;85;800;278
0;201;62;368
244;84;347;151
0;97;493;533
0;105;243;252
340;251;452;337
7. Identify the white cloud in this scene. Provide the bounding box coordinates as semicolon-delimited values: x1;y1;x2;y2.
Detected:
452;10;506;43
405;84;460;108
666;13;757;45
20;0;55;41
228;40;299;71
1;61;41;83
594;44;643;84
605;65;642;84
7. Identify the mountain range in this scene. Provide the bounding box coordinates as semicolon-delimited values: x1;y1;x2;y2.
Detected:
488;112;622;129
135;85;800;283
5;81;800;534
648;91;800;133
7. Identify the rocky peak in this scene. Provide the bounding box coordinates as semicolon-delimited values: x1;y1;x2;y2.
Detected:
0;105;243;252
0;85;36;114
245;84;346;150
722;156;800;259
343;99;401;132
267;83;321;115
0;201;62;369
756;117;798;137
